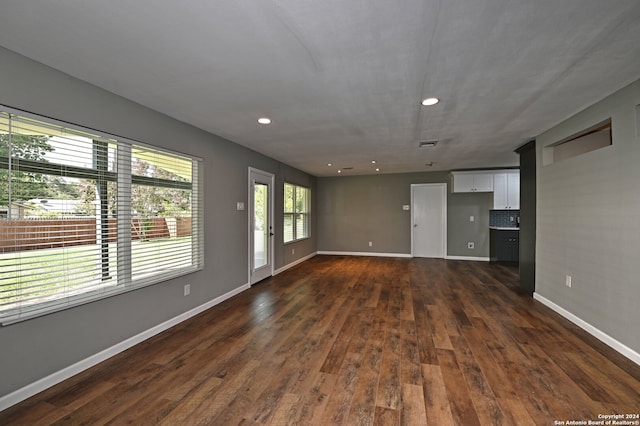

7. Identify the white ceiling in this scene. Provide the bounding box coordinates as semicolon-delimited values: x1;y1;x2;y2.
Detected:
1;1;640;177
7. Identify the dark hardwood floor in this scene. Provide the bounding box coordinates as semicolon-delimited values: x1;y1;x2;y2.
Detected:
1;256;639;425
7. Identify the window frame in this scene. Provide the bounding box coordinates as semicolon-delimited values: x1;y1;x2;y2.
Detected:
0;106;204;325
283;182;311;243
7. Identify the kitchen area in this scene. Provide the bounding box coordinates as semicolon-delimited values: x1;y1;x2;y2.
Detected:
451;169;521;264
489;210;520;263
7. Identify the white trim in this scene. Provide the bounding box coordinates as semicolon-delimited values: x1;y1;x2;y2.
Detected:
318;251;412;258
534;293;640;366
274;252;317;275
0;283;250;412
445;255;490;262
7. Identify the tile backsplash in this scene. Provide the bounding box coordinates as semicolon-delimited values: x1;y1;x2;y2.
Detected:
490;210;520;227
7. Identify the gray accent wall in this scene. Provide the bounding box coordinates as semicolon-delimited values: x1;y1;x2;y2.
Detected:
536;79;640;354
0;46;317;397
317;172;493;257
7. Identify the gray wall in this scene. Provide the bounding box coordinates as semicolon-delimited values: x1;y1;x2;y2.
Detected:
0;46;317;397
536;79;640;353
317;172;493;257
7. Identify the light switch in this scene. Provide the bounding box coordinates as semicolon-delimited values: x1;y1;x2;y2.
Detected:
470;215;475;222
236;202;245;211
402;205;410;211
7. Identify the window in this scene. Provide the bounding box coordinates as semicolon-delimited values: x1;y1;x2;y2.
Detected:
0;109;203;324
283;183;310;243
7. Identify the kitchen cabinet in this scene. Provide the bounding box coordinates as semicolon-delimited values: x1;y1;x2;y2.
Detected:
490;229;519;263
451;172;494;193
493;172;520;209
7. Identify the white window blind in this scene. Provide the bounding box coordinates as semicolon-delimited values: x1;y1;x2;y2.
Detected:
284;182;310;243
0;109;203;324
129;145;201;285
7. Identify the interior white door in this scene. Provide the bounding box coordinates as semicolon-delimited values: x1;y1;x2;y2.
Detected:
411;183;447;258
249;168;274;284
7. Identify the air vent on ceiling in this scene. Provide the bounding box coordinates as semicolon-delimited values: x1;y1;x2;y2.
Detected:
342;167;353;170
419;140;438;148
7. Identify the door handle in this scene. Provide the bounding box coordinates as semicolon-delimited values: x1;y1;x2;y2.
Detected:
414;224;418;227
270;232;274;236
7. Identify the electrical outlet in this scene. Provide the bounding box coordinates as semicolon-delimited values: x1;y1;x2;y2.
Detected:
369;241;373;247
565;275;572;288
467;242;475;249
184;284;191;296
291;248;295;254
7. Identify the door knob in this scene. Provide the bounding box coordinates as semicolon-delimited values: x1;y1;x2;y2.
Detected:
414;224;418;228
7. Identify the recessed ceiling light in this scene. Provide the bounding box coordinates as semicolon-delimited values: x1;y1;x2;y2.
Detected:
337;170;342;173
421;97;439;106
327;163;332;166
257;117;272;124
376;168;380;172
371;160;376;164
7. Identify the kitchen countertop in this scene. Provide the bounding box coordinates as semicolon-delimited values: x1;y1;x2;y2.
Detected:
489;226;520;230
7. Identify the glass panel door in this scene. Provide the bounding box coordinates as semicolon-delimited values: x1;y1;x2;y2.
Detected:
253;183;268;269
249;168;274;284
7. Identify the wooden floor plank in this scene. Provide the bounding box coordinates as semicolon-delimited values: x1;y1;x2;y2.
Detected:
421;363;455;426
400;383;427;426
373;406;399;426
449;335;506;425
269;392;304;426
375;317;402;410
436;348;482;426
1;256;638;425
295;372;338;424
346;337;383;426
320;351;363;425
399;320;422;386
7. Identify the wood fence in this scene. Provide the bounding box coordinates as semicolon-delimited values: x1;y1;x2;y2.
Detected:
0;217;192;253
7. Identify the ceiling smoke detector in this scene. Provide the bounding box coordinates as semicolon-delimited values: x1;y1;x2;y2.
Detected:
419;140;438;148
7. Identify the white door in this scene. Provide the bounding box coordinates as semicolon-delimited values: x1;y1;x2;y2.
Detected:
249;168;274;284
411;183;447;258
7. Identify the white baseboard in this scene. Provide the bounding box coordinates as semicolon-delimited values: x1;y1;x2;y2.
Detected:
318;251;412;258
274;252;317;275
0;283;251;412
445;255;490;261
319;253;489;261
533;293;640;366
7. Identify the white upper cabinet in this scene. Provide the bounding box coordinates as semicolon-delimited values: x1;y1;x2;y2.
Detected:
493;172;520;209
451;172;494;193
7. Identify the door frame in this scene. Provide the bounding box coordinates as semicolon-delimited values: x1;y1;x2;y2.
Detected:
410;183;447;258
248;167;275;285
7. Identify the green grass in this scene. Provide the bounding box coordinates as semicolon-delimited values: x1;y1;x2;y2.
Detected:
0;237;193;309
